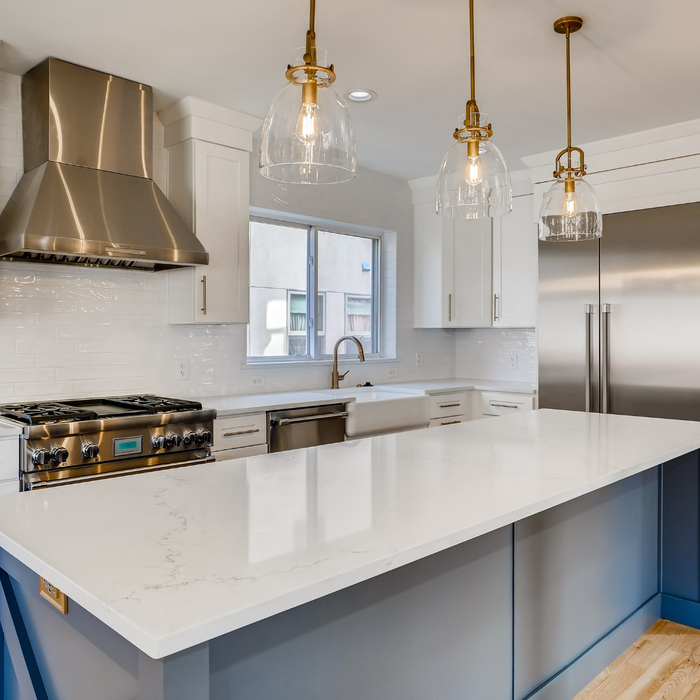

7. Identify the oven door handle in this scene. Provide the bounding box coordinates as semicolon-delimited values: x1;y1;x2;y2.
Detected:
271;411;348;427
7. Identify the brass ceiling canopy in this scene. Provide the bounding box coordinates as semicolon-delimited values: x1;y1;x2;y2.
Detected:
553;16;583;34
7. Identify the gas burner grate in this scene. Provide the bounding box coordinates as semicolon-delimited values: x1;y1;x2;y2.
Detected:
111;396;203;413
0;403;98;425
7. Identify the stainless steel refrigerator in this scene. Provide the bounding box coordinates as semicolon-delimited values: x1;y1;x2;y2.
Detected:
539;201;700;420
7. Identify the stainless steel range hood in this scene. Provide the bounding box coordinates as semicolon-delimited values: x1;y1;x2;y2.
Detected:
0;58;208;270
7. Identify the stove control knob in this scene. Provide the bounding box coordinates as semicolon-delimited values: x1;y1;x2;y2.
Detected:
196;429;212;445
152;435;167;449
183;431;196;446
51;447;69;464
32;449;51;467
168;433;182;447
82;443;99;459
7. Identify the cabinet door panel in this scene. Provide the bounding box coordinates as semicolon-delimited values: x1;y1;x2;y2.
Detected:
444;218;492;327
493;194;537;328
194;142;249;324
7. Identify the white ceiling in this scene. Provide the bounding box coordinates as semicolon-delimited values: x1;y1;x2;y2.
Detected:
1;0;698;181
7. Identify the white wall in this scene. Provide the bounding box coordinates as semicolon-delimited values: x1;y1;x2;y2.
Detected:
0;70;456;401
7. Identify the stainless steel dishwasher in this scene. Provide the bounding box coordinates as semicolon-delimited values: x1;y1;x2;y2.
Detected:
268;404;347;452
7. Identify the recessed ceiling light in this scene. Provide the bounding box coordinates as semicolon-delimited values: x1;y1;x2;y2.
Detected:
346;89;377;103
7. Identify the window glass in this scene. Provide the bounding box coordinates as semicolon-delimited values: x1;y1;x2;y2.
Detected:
248;221;308;357
248;220;378;359
318;231;375;354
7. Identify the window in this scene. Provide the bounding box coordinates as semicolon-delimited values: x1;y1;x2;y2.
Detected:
248;218;380;360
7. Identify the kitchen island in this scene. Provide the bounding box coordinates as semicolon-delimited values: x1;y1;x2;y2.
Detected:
0;409;699;699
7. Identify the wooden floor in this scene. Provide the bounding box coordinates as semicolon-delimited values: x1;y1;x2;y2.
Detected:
574;620;700;700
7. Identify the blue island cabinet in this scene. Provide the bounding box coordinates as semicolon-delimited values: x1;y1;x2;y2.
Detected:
0;455;697;700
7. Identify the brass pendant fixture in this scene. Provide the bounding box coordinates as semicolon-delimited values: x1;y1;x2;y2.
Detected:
539;16;602;242
259;0;356;184
436;0;512;219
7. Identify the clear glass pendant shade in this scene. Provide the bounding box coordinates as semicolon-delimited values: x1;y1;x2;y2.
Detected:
436;114;512;218
259;59;356;185
538;176;602;242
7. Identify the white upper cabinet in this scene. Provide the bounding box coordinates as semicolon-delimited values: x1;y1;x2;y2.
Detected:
443;217;492;327
492;194;537;327
159;98;261;325
411;178;537;329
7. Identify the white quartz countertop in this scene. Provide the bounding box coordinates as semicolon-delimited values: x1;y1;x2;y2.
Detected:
0;418;22;437
383;378;537;395
199;391;353;417
0;409;697;659
200;379;535;417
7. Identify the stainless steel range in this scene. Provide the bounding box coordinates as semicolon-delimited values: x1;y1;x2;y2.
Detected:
0;395;215;491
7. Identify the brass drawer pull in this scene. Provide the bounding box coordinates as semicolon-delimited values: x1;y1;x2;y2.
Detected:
491;403;519;409
439;403;461;408
223;428;260;437
440;420;461;426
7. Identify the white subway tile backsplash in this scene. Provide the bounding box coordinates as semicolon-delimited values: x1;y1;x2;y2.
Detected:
0;355;35;369
2;368;55;384
72;378;127;395
15;382;75;401
455;328;537;384
92;352;144;366
17;340;75;355
18;299;75;314
55;366;107;381
36;354;93;368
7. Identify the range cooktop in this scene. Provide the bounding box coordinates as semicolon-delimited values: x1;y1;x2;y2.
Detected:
0;395;203;425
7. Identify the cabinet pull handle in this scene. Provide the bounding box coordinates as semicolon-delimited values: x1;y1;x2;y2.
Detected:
223;428;260;437
448;293;452;322
201;275;207;315
439;403;461;408
493;294;499;322
273;411;348;426
491;402;519;409
440;420;461;426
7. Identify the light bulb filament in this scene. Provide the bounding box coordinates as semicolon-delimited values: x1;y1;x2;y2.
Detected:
296;102;318;143
466;155;482;186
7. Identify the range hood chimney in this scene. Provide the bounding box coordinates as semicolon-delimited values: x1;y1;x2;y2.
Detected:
0;58;208;270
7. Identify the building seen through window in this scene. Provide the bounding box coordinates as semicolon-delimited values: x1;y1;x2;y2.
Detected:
248;220;379;359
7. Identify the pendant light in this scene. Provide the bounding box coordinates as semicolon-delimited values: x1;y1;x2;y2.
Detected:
436;0;512;219
539;17;602;242
259;0;356;185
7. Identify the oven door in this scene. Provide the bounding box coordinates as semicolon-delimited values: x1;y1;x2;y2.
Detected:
22;452;214;491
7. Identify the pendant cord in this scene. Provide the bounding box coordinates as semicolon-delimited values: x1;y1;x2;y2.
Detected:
469;0;476;103
566;27;572;170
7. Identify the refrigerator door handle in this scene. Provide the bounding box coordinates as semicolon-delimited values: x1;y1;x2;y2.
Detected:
601;303;611;414
584;304;594;412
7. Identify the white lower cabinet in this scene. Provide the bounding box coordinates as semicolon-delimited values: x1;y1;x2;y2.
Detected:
411;180;537;329
474;391;535;419
427;392;471;427
0;436;19;493
211;414;268;461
